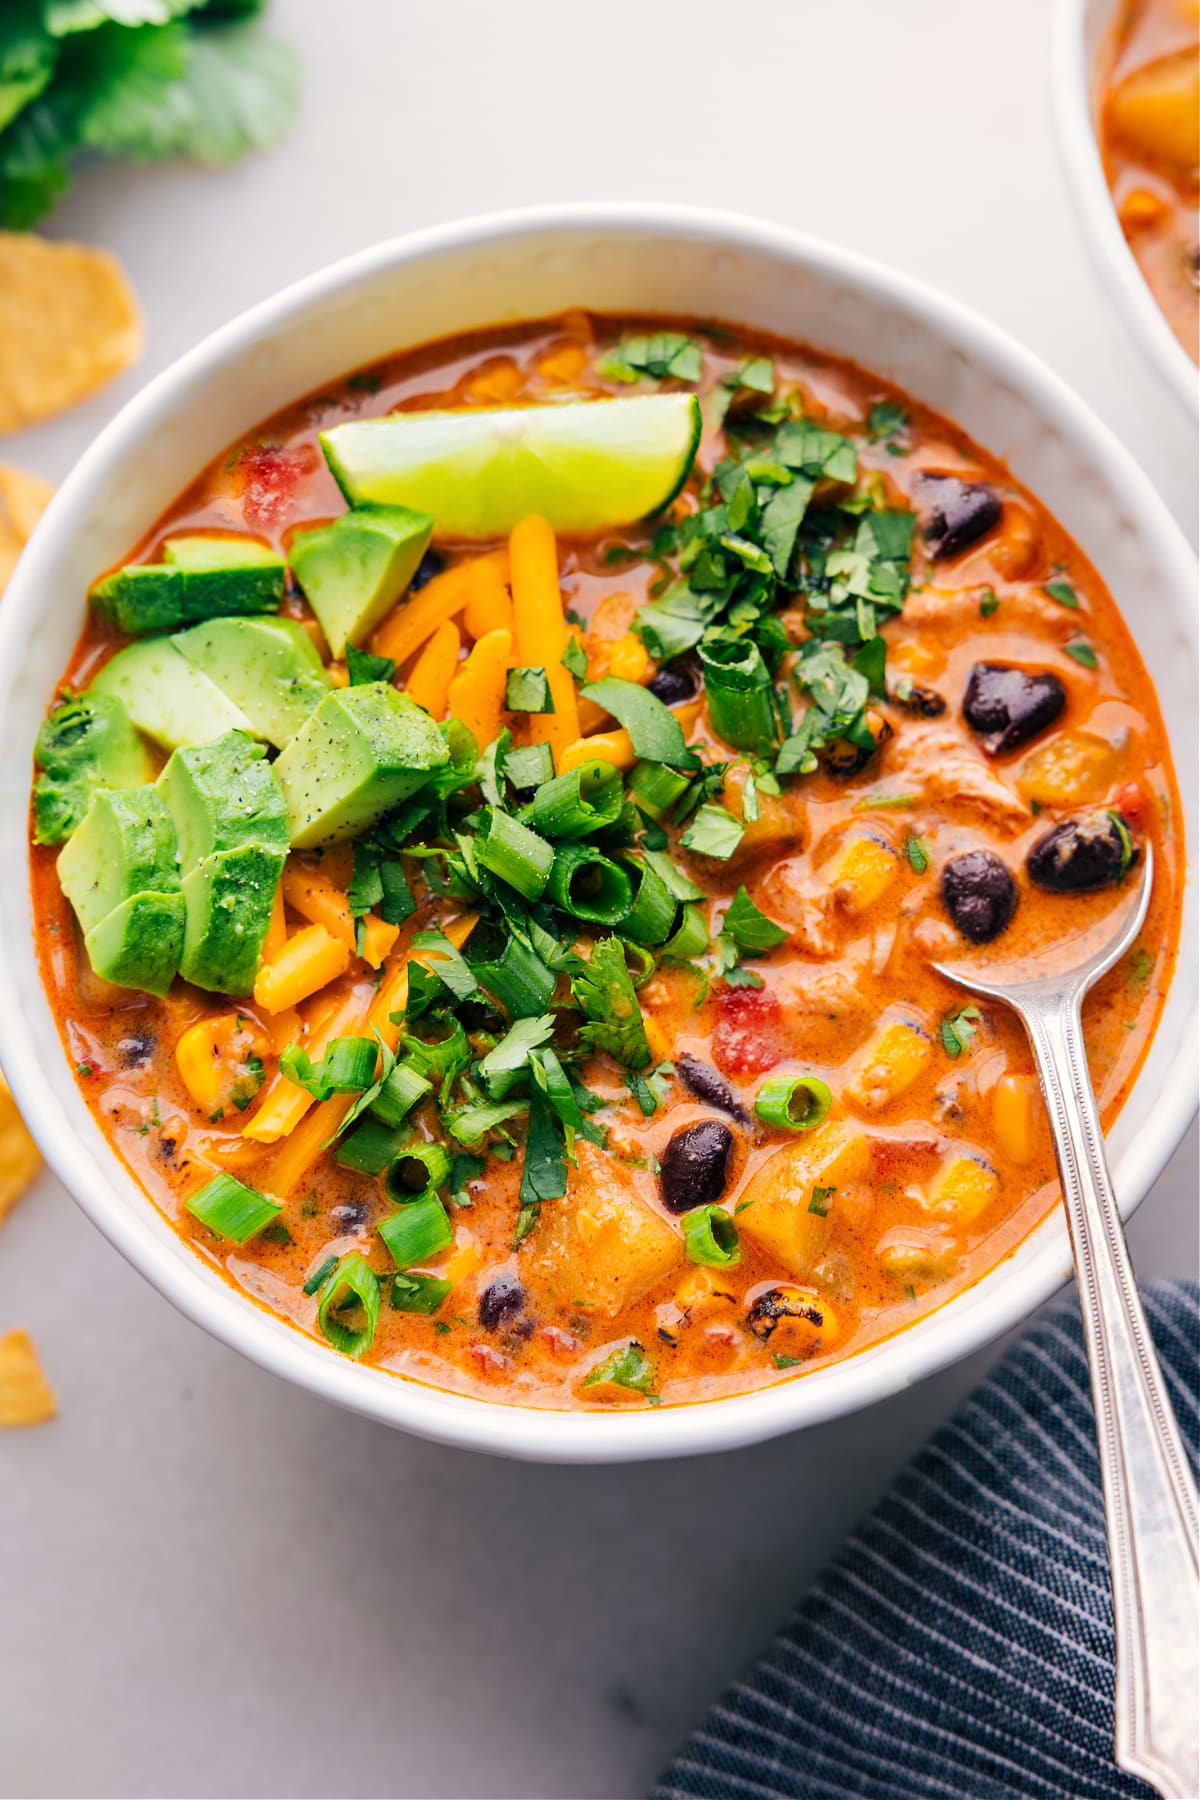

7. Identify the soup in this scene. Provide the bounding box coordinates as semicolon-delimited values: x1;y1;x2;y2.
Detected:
1098;0;1200;361
29;313;1182;1410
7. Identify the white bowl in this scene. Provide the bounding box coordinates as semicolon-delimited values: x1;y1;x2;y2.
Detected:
1053;0;1198;418
0;206;1194;1463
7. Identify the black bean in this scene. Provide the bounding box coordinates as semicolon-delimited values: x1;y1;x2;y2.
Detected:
117;1032;155;1068
888;678;946;718
648;666;697;706
330;1198;371;1233
659;1120;734;1214
746;1286;823;1342
1027;811;1136;892
676;1054;750;1125
962;663;1066;755
408;549;446;593
916;473;1002;561
479;1274;525;1330
941;850;1017;943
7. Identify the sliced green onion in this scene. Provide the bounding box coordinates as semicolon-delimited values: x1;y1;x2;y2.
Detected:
642;848;704;902
628;759;690;821
186;1173;281;1244
316;1253;380;1358
369;1059;432;1127
471;934;557;1018
504;742;554;792
335;1117;410;1175
581;1341;657;1397
622;857;680;946
546;844;633;925
662;901;709;959
401;1017;471;1087
475;808;554;900
699;638;777;757
302;1252;339;1297
682;1204;741;1268
321;1037;380;1091
755;1074;833;1132
383;1142;453;1204
622;941;657;987
477;1013;556;1099
519;759;623;841
390;1272;452;1315
379;1194;454;1269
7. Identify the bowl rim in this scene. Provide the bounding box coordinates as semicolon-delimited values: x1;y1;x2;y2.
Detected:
1052;0;1198;419
0;201;1195;1464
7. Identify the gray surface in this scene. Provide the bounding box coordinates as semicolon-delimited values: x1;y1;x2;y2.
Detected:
1;3;1196;1797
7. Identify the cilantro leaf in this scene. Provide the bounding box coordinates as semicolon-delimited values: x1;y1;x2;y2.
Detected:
477;1013;556;1099
722;884;787;952
680;803;744;861
561;636;588;680
597;333;702;384
506;666;554;713
940;1006;981;1059
346;645;396;685
580;677;693;767
571;936;652;1071
518;1083;568;1211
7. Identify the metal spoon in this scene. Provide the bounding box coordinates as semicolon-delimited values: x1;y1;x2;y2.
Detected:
933;847;1199;1799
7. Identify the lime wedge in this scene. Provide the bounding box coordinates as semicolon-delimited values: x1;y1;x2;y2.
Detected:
321;394;702;540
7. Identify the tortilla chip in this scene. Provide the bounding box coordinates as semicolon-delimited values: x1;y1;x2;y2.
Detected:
0;462;54;597
0;232;144;435
0;1327;57;1428
0;1072;40;1227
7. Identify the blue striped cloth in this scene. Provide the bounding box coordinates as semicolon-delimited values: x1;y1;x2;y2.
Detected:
654;1282;1199;1800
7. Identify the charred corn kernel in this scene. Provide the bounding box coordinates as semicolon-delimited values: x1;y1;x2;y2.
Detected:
993;1074;1040;1165
359;914;400;969
405;618;461;719
844;1017;933;1111
537;341;588;384
262;884;288;964
608;631;651;684
878;1226;959;1282
558;729;636;774
1119;187;1171;230
448;627;511;751
746;1284;839;1357
924;1154;999;1224
443;1230;482;1289
253;923;350;1015
370;563;470;666
826;834;898;914
468;359;524;403
175;1013;271;1117
462;559;513;641
1017;731;1122;807
281;864;355;950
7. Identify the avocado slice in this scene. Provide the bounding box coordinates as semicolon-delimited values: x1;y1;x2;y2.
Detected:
56;789;184;996
33;692;155;845
289;505;433;658
172;616;330;748
89;640;257;752
158;732;289;995
158;732;290;867
274;682;449;847
90;534;284;636
179;844;287;995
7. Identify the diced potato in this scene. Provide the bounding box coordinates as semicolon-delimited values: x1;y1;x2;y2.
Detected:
723;762;807;858
524;1140;682;1318
1017;731;1122;807
923;1154;999;1224
825;833;898;915
993;1074;1040;1165
736;1124;871;1279
844;1017;933;1111
1106;49;1199;178
877;1225;959;1282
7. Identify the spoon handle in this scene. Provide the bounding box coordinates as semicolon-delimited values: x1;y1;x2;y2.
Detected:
1021;992;1199;1799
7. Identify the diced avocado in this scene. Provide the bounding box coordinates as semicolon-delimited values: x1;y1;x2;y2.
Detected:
57;788;180;938
274;682;449;847
83;892;185;999
89;535;284;636
90;640;256;751
33;692;155;845
172;616;330;748
289;505;433;658
158;731;290;868
179;844;286;995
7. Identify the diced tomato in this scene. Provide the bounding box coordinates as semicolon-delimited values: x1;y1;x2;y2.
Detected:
240;442;317;531
712;984;783;1079
1114;780;1147;829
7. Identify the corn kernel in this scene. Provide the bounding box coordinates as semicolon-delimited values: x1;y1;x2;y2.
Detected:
537;342;588;384
608;632;652;684
175;1013;270;1116
993;1074;1040;1165
746;1284;839;1357
826;833;898;914
924;1155;999;1224
1018;731;1122;807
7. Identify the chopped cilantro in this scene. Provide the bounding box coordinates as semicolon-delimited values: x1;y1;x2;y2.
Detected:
940;1006;981;1060
1043;578;1079;609
571;935;652;1071
722;884;787;952
1065;640;1098;669
680;803;744;861
597;333;702;384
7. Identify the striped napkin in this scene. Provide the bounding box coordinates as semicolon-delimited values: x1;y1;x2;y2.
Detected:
654;1281;1199;1800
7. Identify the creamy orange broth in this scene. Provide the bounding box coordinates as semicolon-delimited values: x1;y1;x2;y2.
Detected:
1099;0;1200;361
31;314;1182;1410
